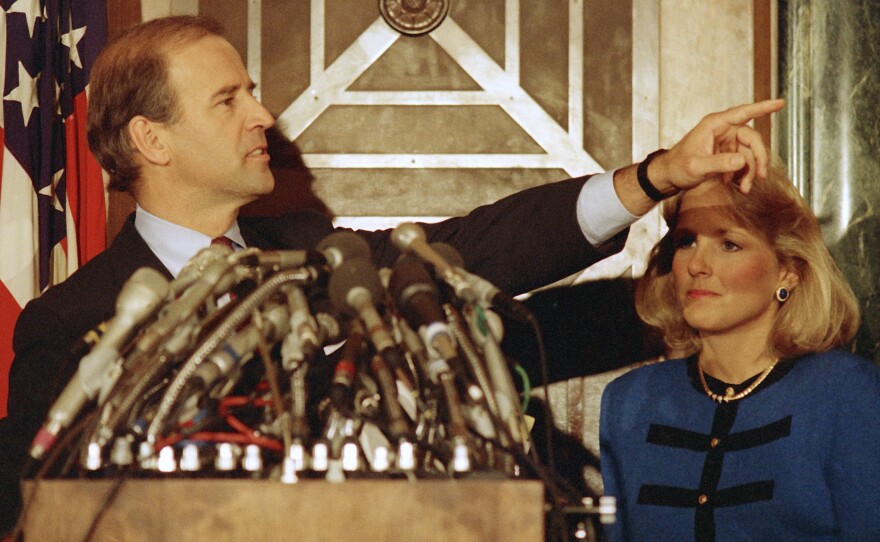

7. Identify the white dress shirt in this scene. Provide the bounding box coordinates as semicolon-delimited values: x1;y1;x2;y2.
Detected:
134;206;246;278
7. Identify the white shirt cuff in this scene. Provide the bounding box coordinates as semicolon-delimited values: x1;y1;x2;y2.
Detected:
576;170;639;245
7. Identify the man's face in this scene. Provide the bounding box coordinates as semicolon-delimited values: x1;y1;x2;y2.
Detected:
162;35;275;210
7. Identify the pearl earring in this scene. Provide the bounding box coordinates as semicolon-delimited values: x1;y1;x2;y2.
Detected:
775;287;789;302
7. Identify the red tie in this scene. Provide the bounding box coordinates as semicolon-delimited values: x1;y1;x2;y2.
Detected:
211;236;236;251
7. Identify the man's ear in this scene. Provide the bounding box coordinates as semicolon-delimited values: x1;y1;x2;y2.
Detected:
127;115;170;166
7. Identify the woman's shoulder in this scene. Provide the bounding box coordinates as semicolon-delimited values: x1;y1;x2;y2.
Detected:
599;357;695;430
794;349;878;377
603;357;690;397
789;349;880;399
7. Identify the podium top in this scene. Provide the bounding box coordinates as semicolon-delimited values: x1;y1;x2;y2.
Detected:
22;478;545;542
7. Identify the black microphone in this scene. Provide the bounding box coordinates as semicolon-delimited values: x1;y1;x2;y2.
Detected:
388;257;474;441
327;257;409;440
316;231;371;269
429;242;465;268
234;249;323;270
330;323;366;414
388;257;457;361
62;321;108;363
389;256;443;325
403;241;527;444
328;258;394;353
30;267;170;459
391;223;532;322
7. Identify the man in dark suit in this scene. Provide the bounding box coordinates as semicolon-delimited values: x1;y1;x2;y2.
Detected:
0;15;783;532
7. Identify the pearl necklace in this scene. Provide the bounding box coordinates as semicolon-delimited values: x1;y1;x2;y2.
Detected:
697;360;778;403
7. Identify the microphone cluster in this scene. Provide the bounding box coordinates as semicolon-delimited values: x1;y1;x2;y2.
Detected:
30;224;536;482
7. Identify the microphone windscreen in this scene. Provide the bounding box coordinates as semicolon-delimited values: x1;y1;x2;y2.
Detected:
327;257;385;317
388;259;439;307
390;222;425;251
121;267;170;314
429;242;465;269
316;231;371;268
389;259;445;328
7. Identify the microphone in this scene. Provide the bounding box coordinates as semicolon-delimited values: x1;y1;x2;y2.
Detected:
280;286;321;367
390;223;532;322
429;242;465;268
328;258;394;354
233;249;322;270
189;301;290;394
463;304;527;445
66;321;108;361
388;257;457;362
387;257;484;445
391;223;457;277
327;257;409;440
330;323;366;414
171;243;231;297
90;256;240;444
30;267;171;460
131;255;237;361
389;256;443;326
279;232;371;367
316;231;371;269
402;240;527;445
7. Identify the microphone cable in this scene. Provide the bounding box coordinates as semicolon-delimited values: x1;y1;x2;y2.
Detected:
525;309;557;479
78;470;130;542
10;406;100;542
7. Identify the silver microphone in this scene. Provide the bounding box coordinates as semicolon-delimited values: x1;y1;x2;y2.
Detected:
171;244;231;297
30;267;170;459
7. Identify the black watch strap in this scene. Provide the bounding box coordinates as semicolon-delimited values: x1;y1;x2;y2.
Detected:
637;149;673;202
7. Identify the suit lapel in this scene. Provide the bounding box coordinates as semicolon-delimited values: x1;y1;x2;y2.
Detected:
106;214;173;290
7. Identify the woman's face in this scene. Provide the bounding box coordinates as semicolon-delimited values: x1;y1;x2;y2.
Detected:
671;181;793;339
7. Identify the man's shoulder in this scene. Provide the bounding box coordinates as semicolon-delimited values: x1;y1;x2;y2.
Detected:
16;250;121;343
19;218;161;326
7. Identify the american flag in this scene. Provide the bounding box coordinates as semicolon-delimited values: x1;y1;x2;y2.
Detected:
0;0;107;417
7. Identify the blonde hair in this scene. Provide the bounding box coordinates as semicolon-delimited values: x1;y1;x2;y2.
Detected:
635;157;861;358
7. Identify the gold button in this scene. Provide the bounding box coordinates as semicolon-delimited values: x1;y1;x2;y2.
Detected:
710;438;720;448
698;494;708;505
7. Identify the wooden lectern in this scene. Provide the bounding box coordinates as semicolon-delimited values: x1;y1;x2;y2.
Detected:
21;479;545;541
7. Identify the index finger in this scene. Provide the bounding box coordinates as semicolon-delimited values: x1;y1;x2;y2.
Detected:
715;98;786;128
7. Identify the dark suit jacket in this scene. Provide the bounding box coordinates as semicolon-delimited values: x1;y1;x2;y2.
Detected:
0;175;625;530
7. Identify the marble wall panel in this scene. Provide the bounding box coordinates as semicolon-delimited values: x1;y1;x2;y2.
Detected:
779;0;880;364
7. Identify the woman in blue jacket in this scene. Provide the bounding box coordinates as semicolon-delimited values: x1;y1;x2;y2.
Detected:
600;158;880;541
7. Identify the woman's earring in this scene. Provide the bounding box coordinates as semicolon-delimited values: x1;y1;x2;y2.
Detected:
775;287;789;302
